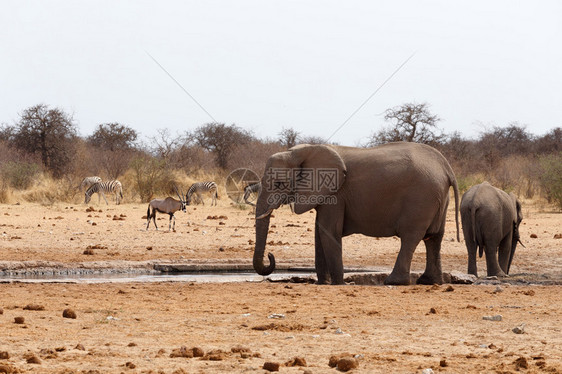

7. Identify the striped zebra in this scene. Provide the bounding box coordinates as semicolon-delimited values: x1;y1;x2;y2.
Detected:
243;182;261;206
186;181;218;206
242;182;293;212
80;176;102;191
85;180;123;205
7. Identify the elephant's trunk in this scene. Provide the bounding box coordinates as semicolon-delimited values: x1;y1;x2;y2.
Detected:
253;212;276;276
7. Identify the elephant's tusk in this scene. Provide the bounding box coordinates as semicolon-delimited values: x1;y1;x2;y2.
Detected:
518;239;526;248
256;209;273;220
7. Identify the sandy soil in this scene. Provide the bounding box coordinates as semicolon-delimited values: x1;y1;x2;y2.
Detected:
0;198;561;373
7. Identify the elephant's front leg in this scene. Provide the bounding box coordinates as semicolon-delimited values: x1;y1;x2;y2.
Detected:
316;212;344;285
314;220;330;284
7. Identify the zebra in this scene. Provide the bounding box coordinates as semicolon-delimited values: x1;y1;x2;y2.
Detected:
80;176;102;191
242;182;293;212
85;180;123;205
243;182;261;206
186;181;218;206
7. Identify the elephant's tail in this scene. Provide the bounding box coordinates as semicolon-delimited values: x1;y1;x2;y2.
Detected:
449;172;460;242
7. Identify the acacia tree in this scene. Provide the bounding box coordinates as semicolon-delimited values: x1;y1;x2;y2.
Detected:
278;127;300;149
87;123;138;179
368;102;444;146
192;123;253;169
10;104;77;177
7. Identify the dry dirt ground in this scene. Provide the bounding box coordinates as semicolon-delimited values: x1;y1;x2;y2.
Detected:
0;197;561;373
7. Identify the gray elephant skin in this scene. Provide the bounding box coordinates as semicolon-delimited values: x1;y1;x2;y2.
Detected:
460;182;523;277
253;142;460;285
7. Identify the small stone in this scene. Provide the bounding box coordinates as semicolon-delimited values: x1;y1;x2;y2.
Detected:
191;347;204;357
493;286;503;293
0;308;3;314
286;357;307;367
440;359;448;367
530;233;538;238
422;369;434;374
14;317;25;324
63;309;77;319
24;352;41;364
512;323;526;334
170;346;193;358
444;285;455;292
83;248;94;255
127;342;137;347
0;351;9;360
23;304;45;311
514;356;528;369
337;357;359;372
483;315;502;321
263;362;280;371
429;307;437;314
74;344;85;351
125;362;136;369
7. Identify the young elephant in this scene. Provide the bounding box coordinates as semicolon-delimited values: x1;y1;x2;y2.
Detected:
460;182;523;277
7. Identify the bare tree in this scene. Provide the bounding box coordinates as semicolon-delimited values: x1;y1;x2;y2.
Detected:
192;123;254;169
368;102;444;146
9;104;77;177
278;127;300;149
88;123;139;179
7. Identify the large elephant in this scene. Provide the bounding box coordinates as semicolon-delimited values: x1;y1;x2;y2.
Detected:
253;142;460;285
460;182;523;277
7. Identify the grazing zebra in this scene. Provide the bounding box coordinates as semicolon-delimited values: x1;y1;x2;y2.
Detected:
243;182;261;206
85;180;123;205
186;181;218;206
80;176;102;191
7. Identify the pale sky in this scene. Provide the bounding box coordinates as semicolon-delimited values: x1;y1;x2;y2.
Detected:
1;1;561;146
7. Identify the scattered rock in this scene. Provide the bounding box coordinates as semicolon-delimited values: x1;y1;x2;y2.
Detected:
285;357;307;367
554;233;562;239
0;363;20;373
170;346;194;358
39;348;58;359
192;347;204;357
146;246;153;250
530;233;538;238
520;289;535;296
63;309;77;319
14;317;25;324
336;357;359;372
514;356;528;370
512;323;526;334
439;359;448;367
231;345;251;354
74;344;85;351
125;362;136;369
483;315;503;321
127;342;137;347
443;285;455;292
0;308;3;315
493;286;504;293
421;369;434;374
23;304;45;311
203;349;226;361
0;351;9;360
429;307;437;314
83;249;94;255
23;352;41;364
263;362;280;372
55;347;66;352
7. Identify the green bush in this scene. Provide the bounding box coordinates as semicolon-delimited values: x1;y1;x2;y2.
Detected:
0;161;40;190
539;153;562;209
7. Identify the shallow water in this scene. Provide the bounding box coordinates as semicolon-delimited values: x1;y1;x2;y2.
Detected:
0;271;316;284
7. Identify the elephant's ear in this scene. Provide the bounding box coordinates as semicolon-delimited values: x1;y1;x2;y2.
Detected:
288;144;346;214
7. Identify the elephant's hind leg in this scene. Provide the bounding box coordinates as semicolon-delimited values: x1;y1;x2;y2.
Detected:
418;232;444;285
384;233;424;285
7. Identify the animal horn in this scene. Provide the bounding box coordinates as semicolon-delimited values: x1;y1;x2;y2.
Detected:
518;239;526;248
174;185;183;202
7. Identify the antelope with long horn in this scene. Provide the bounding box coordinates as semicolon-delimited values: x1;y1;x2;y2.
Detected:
146;186;187;231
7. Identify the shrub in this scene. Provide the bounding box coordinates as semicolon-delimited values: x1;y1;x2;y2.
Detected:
539;153;562;209
0;161;40;189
